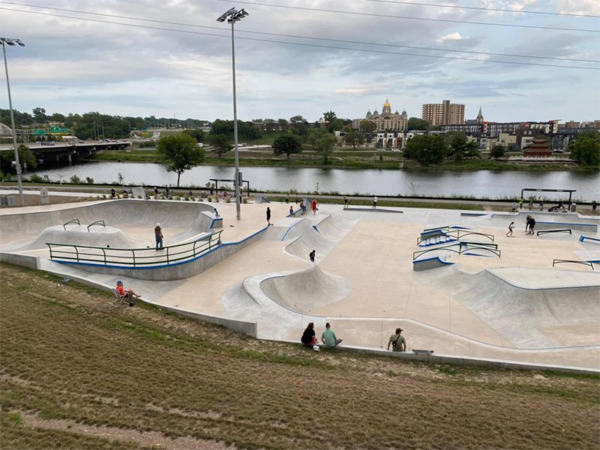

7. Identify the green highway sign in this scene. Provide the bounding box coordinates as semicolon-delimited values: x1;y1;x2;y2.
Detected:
32;129;46;136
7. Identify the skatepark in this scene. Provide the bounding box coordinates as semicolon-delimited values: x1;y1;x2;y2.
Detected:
1;198;599;371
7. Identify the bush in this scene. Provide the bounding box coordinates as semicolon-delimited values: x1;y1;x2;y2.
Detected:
85;177;94;184
29;174;44;183
70;175;82;184
43;175;50;182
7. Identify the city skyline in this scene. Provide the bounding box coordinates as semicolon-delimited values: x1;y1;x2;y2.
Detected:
0;1;599;123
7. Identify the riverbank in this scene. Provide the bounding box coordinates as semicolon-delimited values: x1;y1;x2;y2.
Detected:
89;149;593;171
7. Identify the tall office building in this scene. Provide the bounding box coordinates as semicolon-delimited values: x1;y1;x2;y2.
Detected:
422;100;465;126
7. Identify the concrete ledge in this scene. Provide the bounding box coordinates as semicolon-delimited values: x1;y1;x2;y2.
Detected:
343;207;403;213
0;252;40;270
280;340;599;375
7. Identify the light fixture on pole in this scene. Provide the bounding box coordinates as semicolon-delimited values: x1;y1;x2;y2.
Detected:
217;7;249;221
1;37;25;206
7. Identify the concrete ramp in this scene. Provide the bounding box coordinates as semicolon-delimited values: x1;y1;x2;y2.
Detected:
5;225;150;252
417;267;600;348
283;219;337;263
312;215;357;242
260;266;351;314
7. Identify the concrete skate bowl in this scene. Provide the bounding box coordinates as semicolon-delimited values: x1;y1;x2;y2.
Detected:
465;212;599;232
283;216;356;262
0;200;218;252
417;266;600;349
260;266;351;314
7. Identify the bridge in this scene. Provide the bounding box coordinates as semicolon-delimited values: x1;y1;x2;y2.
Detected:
0;140;132;165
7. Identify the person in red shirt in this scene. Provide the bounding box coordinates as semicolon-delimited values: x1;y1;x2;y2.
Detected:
312;198;318;215
115;280;140;307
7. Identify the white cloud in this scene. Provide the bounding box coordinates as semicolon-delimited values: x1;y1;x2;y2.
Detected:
437;32;467;43
552;0;600;15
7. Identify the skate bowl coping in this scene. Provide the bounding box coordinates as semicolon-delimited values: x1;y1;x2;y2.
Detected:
552;259;595;270
417;229;494;245
47;230;223;267
413;242;501;261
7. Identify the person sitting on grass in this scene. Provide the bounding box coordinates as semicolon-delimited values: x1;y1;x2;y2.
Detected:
115;280;140;307
321;322;342;348
301;322;319;348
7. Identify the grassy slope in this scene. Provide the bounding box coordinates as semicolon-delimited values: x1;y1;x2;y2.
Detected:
1;263;599;450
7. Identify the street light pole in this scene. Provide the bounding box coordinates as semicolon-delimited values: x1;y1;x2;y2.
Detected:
1;37;25;206
218;7;249;221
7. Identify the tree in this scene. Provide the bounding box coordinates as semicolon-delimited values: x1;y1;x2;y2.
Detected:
407;117;430;131
359;120;377;134
329;118;346;133
490;145;505;160
289;115;309;136
570;130;600;166
264;119;277;132
208;134;232;158
32;107;47;123
182;128;204;142
403;135;447;165
1;144;37;173
343;131;365;150
272;134;303;161
277;118;289;131
156;134;204;187
315;132;337;164
446;132;479;161
323;111;337;123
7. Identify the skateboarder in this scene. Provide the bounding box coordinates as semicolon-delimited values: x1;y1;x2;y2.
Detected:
165;187;170;200
387;328;406;352
309;250;316;262
155;223;164;250
289;205;295;217
312;198;318;215
373;196;378;208
506;221;515;237
266;207;272;226
528;216;536;235
343;195;348;209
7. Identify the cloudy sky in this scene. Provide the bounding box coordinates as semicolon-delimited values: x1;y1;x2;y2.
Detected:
1;0;599;122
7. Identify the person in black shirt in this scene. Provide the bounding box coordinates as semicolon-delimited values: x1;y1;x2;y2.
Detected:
528;217;536;235
301;322;318;348
309;250;316;263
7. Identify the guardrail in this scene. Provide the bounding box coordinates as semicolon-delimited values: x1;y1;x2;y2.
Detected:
537;229;572;237
413;242;501;261
552;259;594;270
417;229;495;245
87;220;106;232
63;219;80;230
47;230;222;267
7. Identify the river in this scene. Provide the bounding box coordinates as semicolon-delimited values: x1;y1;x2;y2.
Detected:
31;162;600;201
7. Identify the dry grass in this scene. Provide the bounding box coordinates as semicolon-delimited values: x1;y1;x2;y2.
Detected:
1;263;599;450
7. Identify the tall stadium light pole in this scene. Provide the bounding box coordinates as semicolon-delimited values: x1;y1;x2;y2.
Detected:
1;37;25;206
217;8;249;221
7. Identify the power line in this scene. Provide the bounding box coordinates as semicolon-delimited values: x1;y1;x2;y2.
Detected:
1;6;598;70
364;0;600;19
217;0;600;33
2;2;598;63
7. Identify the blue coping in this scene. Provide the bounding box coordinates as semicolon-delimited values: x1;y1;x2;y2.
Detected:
54;227;269;270
413;256;454;266
286;208;303;218
280;219;307;241
209;217;223;229
580;235;600;243
312;225;319;233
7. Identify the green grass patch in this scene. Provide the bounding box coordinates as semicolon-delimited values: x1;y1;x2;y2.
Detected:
271;196;484;211
7;412;23;425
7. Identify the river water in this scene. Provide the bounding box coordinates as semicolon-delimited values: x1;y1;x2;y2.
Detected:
32;162;600;201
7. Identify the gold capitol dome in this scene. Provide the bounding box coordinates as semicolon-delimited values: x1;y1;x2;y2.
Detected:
383;98;391;108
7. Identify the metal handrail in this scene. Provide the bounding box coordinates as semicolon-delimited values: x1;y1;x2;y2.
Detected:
537;229;572;236
417;230;495;245
413;242;501;260
87;220;106;232
552;259;594;270
63;219;80;230
46;230;222;267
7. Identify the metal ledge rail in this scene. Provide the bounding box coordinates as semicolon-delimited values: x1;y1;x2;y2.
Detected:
47;230;222;267
417;229;495;246
553;259;595;270
87;220;106;232
63;219;80;230
413;242;501;261
537;229;572;237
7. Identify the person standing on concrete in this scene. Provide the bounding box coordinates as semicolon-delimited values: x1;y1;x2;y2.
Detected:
373;196;378;208
511;201;517;213
539;200;544;211
525;216;531;234
154;187;159;199
266;207;272;226
506;222;515;237
289;205;295;217
519;197;524;209
528;216;536;235
165;187;170;200
321;323;342;348
343;195;348;209
312;198;318;215
301;322;319;348
155;223;164;250
111;188;116;199
593;201;598;215
387;328;406;352
309;250;316;263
